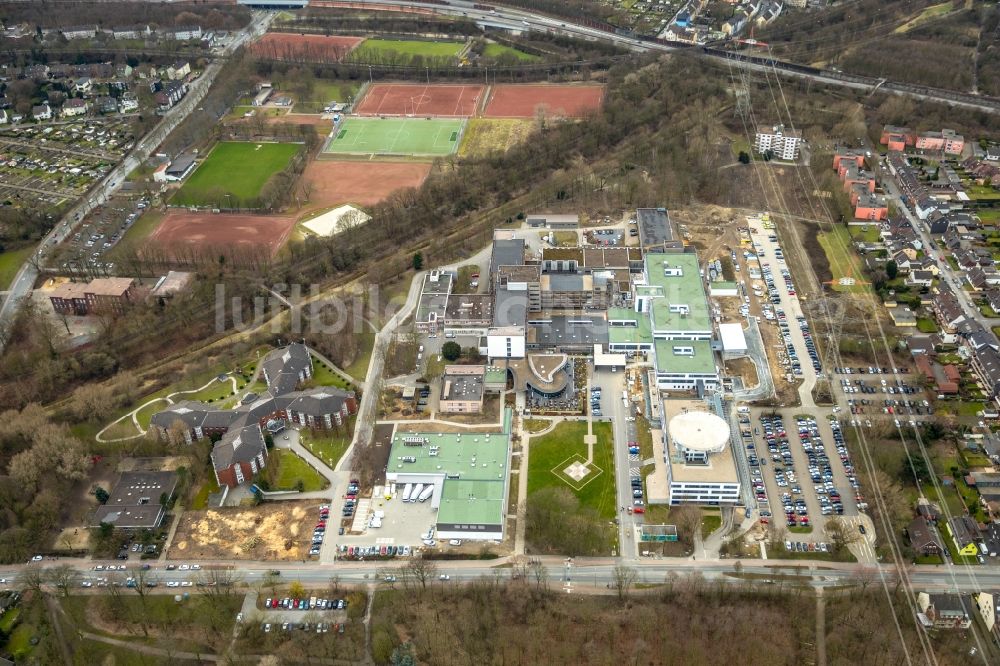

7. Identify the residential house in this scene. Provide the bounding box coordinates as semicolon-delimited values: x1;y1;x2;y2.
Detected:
881;125;914;151
916;498;941;522
118;94;139;113
164;26;202;41
211;424;268;488
166;60;190;81
0;109;7;124
95;96;118;114
31;103;51;120
914;355;959;395
916;129;965;155
947;515;982;556
971;346;1000;402
755;124;802;160
74;76;92;94
154;80;188;111
933;288;967;332
973;592;999;636
854;192;888;221
906;271;935;289
61;25;97;40
832;147;866;171
907;516;944;557
112;25;150;40
754;0;782;25
24;64;49;81
888;306;917;327
61;98;88;117
917;593;972;629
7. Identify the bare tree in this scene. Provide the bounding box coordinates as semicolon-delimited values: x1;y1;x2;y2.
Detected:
826;517;861;554
529;558;548;591
672;505;701;547
128;565;158;637
612;564;638;602
402;556;437;591
20;565;45;596
47;564;81;597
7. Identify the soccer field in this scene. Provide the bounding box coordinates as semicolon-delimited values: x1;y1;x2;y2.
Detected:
172;142;301;207
324;118;465;157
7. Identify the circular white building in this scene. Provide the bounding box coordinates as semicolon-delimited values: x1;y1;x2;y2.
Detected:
668;411;730;457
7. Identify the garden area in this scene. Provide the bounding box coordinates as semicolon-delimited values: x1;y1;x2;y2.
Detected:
261;449;329;492
299;418;355;471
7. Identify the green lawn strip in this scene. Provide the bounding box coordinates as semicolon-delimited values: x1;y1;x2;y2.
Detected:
817;225;872;294
351;39;464;60
0;244;34;290
527;421;616;520
788;525;813;534
481;43;541;62
267;449;329;491
914;553;944;565
0;606;21;632
172;142;301;207
299;418;354;470
635;415;654;461
345;332;374;380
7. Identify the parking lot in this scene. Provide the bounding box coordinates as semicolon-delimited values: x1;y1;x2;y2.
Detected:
51;195;150;275
836;366;931;428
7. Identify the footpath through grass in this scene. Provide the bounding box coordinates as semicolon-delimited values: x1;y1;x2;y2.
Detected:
172;142;301;207
528;420;616;520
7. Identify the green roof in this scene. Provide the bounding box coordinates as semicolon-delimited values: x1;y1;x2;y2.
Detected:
653;339;717;375
607;307;653;345
438;479;506;526
713;280;738;290
644;253;712;334
385;408;512;528
484;367;508;385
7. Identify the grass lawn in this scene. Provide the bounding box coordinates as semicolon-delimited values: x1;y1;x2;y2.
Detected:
914;553;944;565
943;531;980;565
523;418;551;434
0;244;34;290
172;142;301;207
730;136;751;159
308;354;353;390
351;38;464;60
0;606;20;633
345;332;374;380
110;210;165;258
481;43;541;62
916;317;939;333
190;477;221;510
788;525;814;534
977;209;1000;225
325;117;465;157
848;225;881;243
552;231;579;246
527;421;616;520
818;225;872;293
453;264;479;294
894;2;956;33
958;400;988;417
294;80;362;113
266;449;329;491
6;623;35;659
299;418;354;470
700;513;722;539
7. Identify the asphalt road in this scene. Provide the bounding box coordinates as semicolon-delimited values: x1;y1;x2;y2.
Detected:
4;555;1000;593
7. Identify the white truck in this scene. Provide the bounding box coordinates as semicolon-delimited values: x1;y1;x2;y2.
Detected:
410;484;424;503
417;485;434;502
401;483;413;502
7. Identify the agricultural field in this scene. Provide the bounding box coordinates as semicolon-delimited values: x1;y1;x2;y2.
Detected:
325;118;465;157
458;119;536;157
350;38;465;61
169;501;320;561
171;142;301;208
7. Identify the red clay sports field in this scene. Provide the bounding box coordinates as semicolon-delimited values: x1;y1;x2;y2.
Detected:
148;212;297;258
302;161;432;208
251;34;364;62
354;83;485;117
483;84;604;118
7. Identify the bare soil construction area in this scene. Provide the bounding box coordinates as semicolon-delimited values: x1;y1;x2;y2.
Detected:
169;501;319;561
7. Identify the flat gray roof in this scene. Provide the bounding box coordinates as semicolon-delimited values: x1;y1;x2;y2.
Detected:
637;208;674;246
493;287;528;327
441;372;484;402
491;239;525;274
530;316;608;347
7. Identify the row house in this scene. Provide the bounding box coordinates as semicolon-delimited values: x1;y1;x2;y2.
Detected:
932;287;967;332
854;192;889;221
880;125;965;155
155;80;188;112
61;98;88;117
61;25;97;40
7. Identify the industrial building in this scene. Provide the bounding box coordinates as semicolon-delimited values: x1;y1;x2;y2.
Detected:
383;409;513;540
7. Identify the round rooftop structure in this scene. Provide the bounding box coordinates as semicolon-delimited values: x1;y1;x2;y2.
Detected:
668;411;730;454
